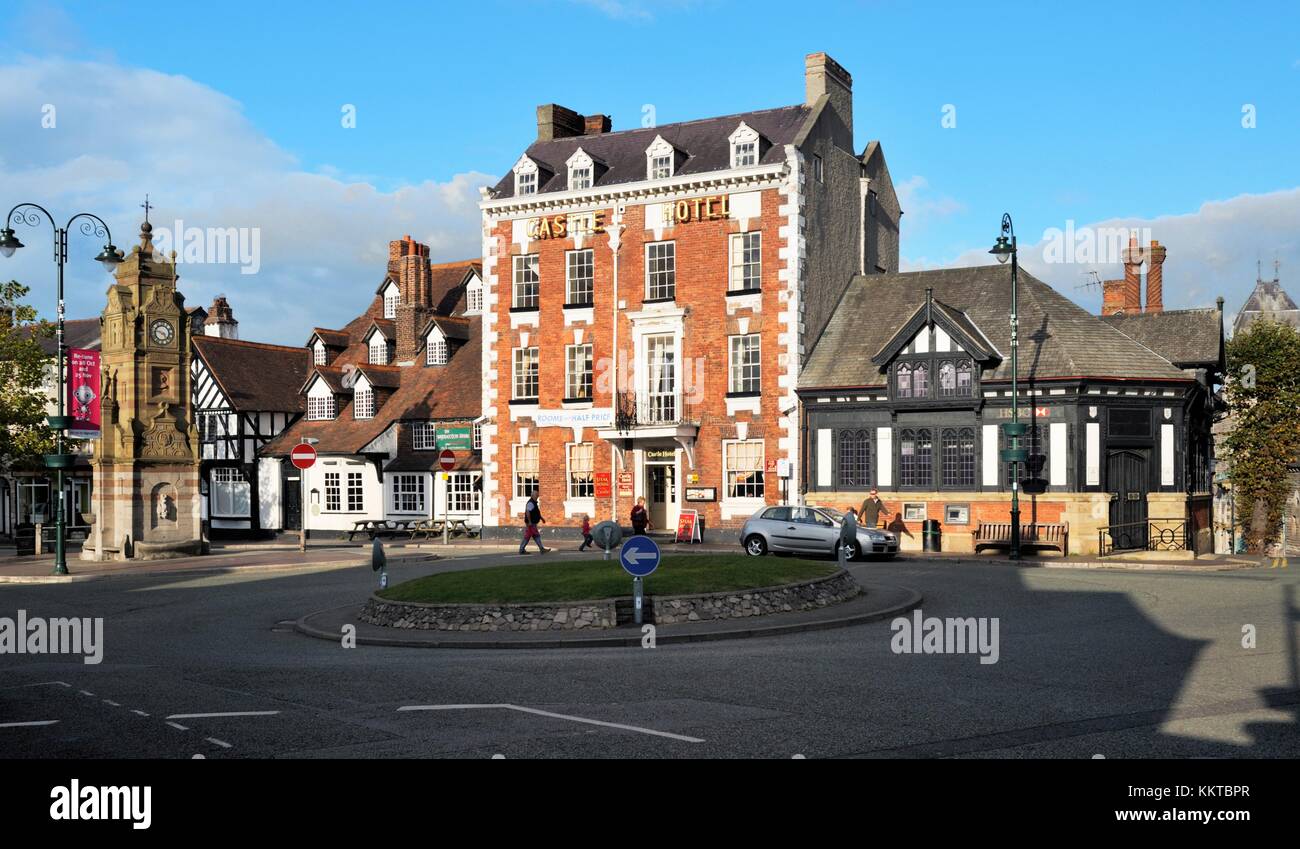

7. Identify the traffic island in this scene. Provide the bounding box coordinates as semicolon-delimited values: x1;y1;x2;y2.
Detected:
295;554;923;648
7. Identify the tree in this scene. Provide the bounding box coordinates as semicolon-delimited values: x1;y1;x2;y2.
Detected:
1223;319;1300;553
0;280;57;470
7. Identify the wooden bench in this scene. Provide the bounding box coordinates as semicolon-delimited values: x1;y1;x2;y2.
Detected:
348;520;417;541
409;519;483;540
973;521;1069;554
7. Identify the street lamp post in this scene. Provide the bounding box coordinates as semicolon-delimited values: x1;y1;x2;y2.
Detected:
0;204;123;575
989;213;1023;560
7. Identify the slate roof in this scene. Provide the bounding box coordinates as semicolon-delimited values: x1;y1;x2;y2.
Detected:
191;336;309;413
801;266;1195;390
34;317;100;356
1100;309;1224;369
489;105;812;199
1233;278;1300;333
262;259;482;458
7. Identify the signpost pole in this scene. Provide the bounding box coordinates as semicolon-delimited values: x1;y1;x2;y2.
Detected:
443;472;449;546
633;576;643;626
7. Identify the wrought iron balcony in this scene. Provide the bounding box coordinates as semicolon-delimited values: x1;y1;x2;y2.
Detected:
613;390;683;429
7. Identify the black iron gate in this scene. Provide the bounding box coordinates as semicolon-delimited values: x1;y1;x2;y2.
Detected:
1107;449;1148;550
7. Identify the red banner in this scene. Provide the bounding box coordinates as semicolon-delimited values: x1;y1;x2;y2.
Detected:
67;348;101;440
594;472;612;499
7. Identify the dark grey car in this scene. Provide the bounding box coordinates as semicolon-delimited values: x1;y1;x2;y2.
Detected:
739;505;898;559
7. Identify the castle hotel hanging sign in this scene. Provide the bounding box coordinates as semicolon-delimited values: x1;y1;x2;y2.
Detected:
527;195;731;240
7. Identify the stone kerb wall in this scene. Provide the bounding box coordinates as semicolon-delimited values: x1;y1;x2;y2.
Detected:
361;569;861;632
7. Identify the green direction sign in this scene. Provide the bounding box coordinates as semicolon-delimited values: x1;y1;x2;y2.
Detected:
435;426;472;451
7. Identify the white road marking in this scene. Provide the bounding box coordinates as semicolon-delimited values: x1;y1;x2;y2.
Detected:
79;690;94;696
166;722;189;731
103;700;121;707
164;711;280;720
205;737;232;749
0;720;60;729
131;710;150;717
13;681;71;689
397;703;705;743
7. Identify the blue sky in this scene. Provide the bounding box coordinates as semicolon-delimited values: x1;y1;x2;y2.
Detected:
1;0;1298;340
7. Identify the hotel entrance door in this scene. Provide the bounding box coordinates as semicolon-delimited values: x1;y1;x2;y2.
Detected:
647;463;676;531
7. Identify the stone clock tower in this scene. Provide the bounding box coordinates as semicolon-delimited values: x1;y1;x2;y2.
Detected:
84;218;204;560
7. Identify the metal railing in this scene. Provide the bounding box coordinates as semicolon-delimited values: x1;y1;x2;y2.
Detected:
1098;518;1190;556
614;390;681;429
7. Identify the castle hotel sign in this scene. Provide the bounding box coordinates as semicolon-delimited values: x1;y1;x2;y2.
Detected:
526;195;731;240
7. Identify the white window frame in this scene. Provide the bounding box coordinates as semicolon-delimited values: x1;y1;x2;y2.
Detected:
728;122;761;168
513;443;539;499
513;347;539;400
566;442;595;499
645;240;676;301
390;473;426;514
426;328;448;365
368;332;389;365
723;439;765;501
412;421;436;451
565;343;593;400
729;231;761;292
465;278;483;314
567;148;595;191
645;136;675;180
447;471;481;514
514;155;539;196
210;467;250;518
354;385;375;420
346;471;364;512
312;340;327;365
728;334;761;394
324;471;341;512
382;280;400;319
566;248;594;305
512;254;540;310
307;392;335;421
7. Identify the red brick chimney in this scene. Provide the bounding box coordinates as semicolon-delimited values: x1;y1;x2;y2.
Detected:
584;114;611;135
1145;239;1166;313
389;235;432;364
1101;279;1129;315
1120;234;1144;314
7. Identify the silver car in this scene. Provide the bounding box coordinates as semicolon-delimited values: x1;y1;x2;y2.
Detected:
739;505;898;560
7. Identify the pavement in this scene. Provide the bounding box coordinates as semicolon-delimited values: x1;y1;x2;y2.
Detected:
1;545;1297;759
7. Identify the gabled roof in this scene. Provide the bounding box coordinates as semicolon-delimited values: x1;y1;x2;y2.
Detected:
429;260;480;316
1233;277;1300;333
363;318;396;341
489;104;812;199
1101;309;1225;370
354;363;401;390
801;266;1193;391
192;336;308;413
308;328;350;348
870;295;999;366
33;317;100;356
422;315;472;343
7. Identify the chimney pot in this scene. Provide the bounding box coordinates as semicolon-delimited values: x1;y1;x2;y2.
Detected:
536;104;584;141
584;114;611;135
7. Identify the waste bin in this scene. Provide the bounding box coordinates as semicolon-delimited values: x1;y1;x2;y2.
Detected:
922;519;942;552
14;523;36;556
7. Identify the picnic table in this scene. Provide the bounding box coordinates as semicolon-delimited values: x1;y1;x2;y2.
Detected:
347;519;419;541
409;518;481;540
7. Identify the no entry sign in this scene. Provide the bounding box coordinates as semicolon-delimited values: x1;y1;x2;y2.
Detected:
438;449;456;472
290;443;317;470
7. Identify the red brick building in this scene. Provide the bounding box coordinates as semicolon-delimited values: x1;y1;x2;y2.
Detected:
477;53;900;535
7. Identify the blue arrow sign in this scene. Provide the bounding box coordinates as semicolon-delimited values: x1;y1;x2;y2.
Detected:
619;536;661;577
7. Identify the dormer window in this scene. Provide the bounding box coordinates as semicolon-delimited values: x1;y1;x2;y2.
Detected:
312;339;327;365
381;280;400;319
728;122;762;168
354;385;375;420
308;394;335;420
567;148;595;191
465;277;483;314
426;327;448;366
513;155;540;196
368;332;390;365
645;136;676;181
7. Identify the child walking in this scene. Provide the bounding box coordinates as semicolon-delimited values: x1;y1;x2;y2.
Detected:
578;514;594;551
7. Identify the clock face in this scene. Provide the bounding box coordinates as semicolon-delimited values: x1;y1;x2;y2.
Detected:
149;320;175;346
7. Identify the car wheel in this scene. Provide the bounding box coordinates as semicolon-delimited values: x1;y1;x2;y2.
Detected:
744;535;768;557
838;540;861;561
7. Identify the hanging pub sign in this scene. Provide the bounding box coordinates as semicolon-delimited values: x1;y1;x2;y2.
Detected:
67;348;101;440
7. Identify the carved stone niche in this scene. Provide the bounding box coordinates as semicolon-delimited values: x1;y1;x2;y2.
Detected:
151;365;176;400
150;482;178;530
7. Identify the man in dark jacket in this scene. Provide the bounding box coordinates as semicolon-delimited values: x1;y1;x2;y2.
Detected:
858;489;888;529
518;490;549;554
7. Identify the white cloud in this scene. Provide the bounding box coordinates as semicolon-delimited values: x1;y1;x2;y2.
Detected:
894;175;966;234
907;188;1300;319
0;57;490;342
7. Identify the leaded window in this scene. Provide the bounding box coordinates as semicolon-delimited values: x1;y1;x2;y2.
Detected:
838;429;872;488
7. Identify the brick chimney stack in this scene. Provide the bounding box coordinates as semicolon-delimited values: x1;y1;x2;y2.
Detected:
388;235;433;364
805;52;853;149
536;104;585;141
1145;239;1166;313
584;114;611;135
1101;279;1129;315
203;295;239;339
1120;233;1144;314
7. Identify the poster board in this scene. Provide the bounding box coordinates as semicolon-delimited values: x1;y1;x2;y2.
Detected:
675;509;701;544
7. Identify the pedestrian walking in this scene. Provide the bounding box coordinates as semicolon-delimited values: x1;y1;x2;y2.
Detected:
518;489;549;554
838;505;858;567
859;489;888;529
578;514;594;551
